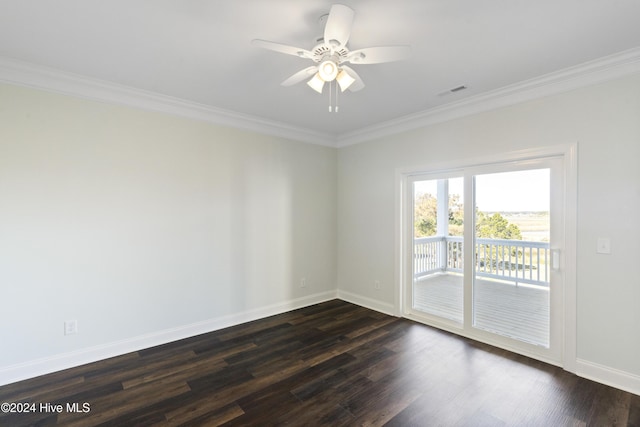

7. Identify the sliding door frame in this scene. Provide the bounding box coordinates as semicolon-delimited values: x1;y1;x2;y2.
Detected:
395;144;577;371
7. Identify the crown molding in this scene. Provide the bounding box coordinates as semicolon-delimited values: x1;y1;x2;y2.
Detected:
3;48;640;149
0;56;336;147
336;46;640;147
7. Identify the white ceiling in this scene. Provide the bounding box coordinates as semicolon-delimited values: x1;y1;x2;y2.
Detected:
2;0;640;144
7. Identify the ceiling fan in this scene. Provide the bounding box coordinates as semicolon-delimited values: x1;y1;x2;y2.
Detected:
252;4;411;96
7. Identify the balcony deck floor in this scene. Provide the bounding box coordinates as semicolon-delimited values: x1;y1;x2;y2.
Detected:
413;273;550;347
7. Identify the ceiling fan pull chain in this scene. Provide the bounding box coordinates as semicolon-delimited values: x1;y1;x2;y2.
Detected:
328;80;333;112
335;81;339;113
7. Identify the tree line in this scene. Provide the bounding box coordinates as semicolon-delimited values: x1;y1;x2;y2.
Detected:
414;193;522;240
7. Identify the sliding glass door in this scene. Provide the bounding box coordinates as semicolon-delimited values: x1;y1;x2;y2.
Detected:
405;157;564;362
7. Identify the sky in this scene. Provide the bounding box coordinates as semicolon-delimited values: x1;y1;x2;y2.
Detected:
415;168;550;212
475;169;549;212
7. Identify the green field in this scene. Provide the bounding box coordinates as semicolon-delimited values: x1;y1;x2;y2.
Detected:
500;212;549;242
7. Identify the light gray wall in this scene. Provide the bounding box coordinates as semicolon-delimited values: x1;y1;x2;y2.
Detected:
0;84;337;376
337;73;640;381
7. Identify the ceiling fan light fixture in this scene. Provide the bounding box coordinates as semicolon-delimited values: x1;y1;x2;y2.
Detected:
307;73;325;93
318;59;338;81
336;69;355;91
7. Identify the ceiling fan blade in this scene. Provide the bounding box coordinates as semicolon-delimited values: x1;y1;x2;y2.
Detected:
346;46;411;64
324;4;355;48
341;65;365;92
251;39;313;59
281;66;318;86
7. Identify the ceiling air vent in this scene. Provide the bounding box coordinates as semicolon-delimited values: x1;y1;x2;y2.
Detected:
438;85;469;97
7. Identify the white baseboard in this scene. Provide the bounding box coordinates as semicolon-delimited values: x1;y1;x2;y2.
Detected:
337;290;397;317
575;358;640;396
0;290;337;387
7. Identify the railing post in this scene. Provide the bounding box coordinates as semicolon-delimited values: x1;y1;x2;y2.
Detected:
441;236;447;272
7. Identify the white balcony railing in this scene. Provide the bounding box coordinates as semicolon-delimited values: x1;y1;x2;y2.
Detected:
414;236;550;287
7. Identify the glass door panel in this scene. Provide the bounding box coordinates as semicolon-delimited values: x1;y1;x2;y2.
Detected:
412;177;464;323
472;169;551;347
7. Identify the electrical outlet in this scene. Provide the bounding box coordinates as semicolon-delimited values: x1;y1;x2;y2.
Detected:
300;277;307;288
374;280;381;290
596;238;611;254
64;320;78;335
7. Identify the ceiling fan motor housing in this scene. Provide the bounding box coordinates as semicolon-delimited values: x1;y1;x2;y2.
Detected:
311;43;349;63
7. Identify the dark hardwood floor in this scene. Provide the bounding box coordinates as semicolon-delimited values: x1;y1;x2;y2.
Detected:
1;299;638;426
